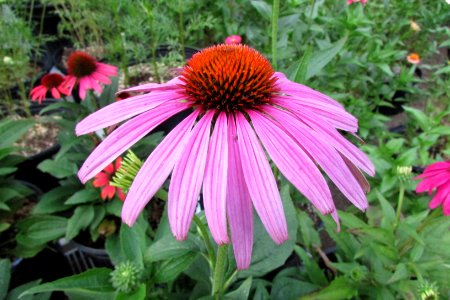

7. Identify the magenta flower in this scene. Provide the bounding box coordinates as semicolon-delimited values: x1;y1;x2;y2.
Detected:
347;0;367;4
30;73;65;104
415;161;450;216
225;35;242;44
60;51;118;100
75;44;374;269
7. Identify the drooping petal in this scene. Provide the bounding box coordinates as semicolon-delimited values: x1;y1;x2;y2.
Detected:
261;106;368;211
235;112;288;244
101;185;116;200
91;71;112;85
342;155;371;194
87;76;103;94
122;77;184;93
247;109;335;214
273;96;358;132
78;100;189;183
76;90;182;135
428;185;450;209
288;108;375;176
96;62;118;76
416;176;450;193
203;112;229;244
121;111;199;226
79;77;88;99
169;111;214;241
227;115;253;269
50;87;61;99
60;76;77;95
93;173;109;187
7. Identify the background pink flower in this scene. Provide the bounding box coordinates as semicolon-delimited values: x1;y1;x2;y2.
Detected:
415;161;450;215
30;73;65;104
60;51;118;100
348;0;367;4
225;35;242;44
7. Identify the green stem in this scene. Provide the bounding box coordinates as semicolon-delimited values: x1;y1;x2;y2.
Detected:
193;215;216;265
212;245;228;299
271;0;280;70
394;183;405;229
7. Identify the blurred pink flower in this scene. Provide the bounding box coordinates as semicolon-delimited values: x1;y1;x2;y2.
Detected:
348;0;367;4
225;35;242;44
30;73;65;104
60;51;118;100
93;157;126;201
415;161;450;216
407;53;421;64
76;44;374;269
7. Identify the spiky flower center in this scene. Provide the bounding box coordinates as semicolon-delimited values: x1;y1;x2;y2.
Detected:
180;44;278;112
67;51;97;78
41;73;64;89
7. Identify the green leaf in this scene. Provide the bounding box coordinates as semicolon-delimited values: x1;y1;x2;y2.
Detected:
20;268;115;298
238;184;298;278
65;189;99;205
0;118;34;148
33;186;81;214
16;215;67;247
225;277;252;300
38;158;78;179
375;190;396;225
0;259;11;300
294;246;328;286
146;234;196;262
289;46;313;84
105;235;123;266
120;223;144;267
115;283;145;300
153;252;197;283
7;280;50;300
403;106;429;130
0;222;11;232
299;277;357;300
271;277;318;299
297;209;321;250
65;206;95;240
39;101;85;115
0;167;17;176
387;263;409;284
376;63;394;76
0;202;10;211
306;33;348;80
249;0;272;20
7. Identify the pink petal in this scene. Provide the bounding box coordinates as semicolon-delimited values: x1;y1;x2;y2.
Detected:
169;111;214;241
78;77;88;100
30;86;47;103
261;107;368;211
92;71;112;85
78;100;189;183
428;185;450;209
247;109;335;215
235;112;288;244
50;88;61;99
121;77;184;93
423;161;450;174
342;155;370;194
273;96;358;133
87;76;103;94
122;111;199;226
96;62;118;76
227;115;253;269
76;91;183;135
417;177;450;194
60;76;77;95
288;109;375;176
203;112;229;244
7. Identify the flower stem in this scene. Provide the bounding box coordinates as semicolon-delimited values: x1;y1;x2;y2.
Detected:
193;215;216;265
212;244;228;299
271;0;280;70
394;183;405;229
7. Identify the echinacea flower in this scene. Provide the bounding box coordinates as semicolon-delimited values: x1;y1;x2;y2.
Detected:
415;161;450;216
347;0;367;4
76;44;374;269
93;157;126;201
60;51;118;100
30;73;65;104
225;35;242;44
407;53;421;64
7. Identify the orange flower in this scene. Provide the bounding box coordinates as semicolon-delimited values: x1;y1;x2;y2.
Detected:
407;53;421;64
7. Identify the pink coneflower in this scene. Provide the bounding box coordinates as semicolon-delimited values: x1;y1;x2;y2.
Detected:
415;161;450;216
225;35;242;44
60;51;118;100
407;53;421;64
347;0;367;4
93;157;126;201
76;44;374;269
30;73;65;104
